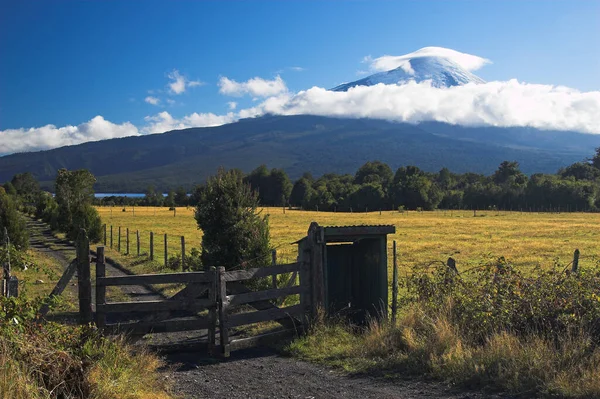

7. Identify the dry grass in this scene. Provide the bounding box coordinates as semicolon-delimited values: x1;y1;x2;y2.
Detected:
96;206;600;272
288;306;600;397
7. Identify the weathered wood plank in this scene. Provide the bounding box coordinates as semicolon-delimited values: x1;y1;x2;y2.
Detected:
98;298;214;313
227;304;304;328
38;259;77;318
208;266;217;355
228;281;300;330
217;266;230;357
95;247;106;329
223;263;300;282
77;229;93;324
227;285;304;307
104;316;212;335
98;271;212;286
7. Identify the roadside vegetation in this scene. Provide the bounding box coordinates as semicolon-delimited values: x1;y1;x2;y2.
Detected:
289;259;600;397
1;171;173;399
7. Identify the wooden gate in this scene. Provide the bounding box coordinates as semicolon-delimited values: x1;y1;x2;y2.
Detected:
54;228;316;357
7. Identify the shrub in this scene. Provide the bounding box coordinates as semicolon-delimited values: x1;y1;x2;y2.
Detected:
195;168;271;270
0;190;28;250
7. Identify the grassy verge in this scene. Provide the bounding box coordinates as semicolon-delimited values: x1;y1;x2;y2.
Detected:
0;320;173;399
287;258;600;397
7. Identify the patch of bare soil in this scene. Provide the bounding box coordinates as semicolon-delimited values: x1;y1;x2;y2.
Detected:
164;347;511;399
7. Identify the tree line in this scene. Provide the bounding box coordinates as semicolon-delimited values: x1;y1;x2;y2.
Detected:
2;169;102;247
93;149;600;212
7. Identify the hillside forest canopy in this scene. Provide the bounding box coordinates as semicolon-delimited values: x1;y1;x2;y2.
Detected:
69;149;600;212
5;149;600;213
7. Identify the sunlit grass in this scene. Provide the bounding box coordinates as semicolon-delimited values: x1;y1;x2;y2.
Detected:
96;206;600;274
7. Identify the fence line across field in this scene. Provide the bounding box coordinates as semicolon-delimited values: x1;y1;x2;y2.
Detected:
103;224;191;269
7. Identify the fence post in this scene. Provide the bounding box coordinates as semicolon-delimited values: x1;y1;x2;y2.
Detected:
137;230;140;256
150;232;154;260
447;257;458;274
77;229;93;324
572;249;580;273
7;276;18;298
103;224;107;246
118;227;121;252
392;240;398;325
181;236;185;271
271;250;277;289
95;246;106;329
126;228;129;255
110;225;113;249
174;208;176;217
2;227;9;297
164;233;168;267
217;266;230;357
208;266;217;355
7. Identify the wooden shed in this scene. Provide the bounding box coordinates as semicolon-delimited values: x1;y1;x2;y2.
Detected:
297;222;395;324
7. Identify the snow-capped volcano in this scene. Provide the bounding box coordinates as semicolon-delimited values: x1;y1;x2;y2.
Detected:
332;47;488;91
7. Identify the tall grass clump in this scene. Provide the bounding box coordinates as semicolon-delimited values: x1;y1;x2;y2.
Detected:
0;295;173;399
289;258;600;397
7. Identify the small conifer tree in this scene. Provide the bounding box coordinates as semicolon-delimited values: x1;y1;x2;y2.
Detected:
195;168;271;270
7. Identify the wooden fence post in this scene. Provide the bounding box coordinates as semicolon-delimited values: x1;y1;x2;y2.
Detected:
392;240;398;325
126;228;130;255
217;266;230;357
164;233;168;267
271;250;277;290
137;230;140;256
572;249;580;273
118;226;121;252
7;276;18;298
77;229;93;324
103;224;107;246
150;232;154;260
95;246;106;329
181;236;185;271
174;208;176;217
208;266;217;355
447;257;458;274
307;222;325;319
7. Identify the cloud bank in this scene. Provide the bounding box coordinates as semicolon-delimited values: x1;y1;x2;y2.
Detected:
365;46;491;74
0;116;139;154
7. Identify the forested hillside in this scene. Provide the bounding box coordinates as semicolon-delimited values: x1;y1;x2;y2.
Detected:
1;115;598;192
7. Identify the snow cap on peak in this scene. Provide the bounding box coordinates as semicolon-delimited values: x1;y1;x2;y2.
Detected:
365;46;491;73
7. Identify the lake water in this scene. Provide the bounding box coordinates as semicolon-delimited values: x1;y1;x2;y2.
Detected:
95;193;154;198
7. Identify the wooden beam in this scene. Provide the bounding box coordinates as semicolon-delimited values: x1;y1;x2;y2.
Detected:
38;260;77;318
222;262;300;282
98;271;212;286
97;298;214;313
104;316;212;335
77;229;93;324
95;247;106;329
217;266;230;357
227;304;304;328
227;285;304;307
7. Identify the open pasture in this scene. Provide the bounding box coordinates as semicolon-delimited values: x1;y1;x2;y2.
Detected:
96;206;600;274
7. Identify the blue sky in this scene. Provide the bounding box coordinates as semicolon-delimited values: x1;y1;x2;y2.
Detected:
1;1;599;153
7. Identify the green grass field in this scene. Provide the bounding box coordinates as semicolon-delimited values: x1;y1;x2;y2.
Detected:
96;206;600;274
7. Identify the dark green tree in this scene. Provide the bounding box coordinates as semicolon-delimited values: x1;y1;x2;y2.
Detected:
174;187;189;206
0;188;28;250
55;169;102;242
195;168;271;270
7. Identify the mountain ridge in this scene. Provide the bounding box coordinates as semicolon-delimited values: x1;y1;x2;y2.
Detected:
0;115;597;192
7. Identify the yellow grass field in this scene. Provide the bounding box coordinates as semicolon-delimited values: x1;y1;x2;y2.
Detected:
96;206;600;274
